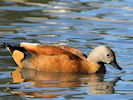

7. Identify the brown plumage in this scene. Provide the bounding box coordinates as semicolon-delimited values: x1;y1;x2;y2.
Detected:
0;42;122;74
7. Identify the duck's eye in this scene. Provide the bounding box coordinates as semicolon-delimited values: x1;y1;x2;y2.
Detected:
107;54;110;56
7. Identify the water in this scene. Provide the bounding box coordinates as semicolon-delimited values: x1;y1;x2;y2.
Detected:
0;0;133;99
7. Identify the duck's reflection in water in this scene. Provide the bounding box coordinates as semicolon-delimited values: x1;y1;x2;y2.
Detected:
10;67;120;98
87;74;120;94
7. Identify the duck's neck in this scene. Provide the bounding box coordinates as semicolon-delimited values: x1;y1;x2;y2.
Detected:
83;55;106;73
80;58;100;74
80;51;106;73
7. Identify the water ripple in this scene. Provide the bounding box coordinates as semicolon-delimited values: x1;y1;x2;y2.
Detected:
0;0;133;99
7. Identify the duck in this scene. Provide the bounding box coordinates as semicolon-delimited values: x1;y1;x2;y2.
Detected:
0;41;122;74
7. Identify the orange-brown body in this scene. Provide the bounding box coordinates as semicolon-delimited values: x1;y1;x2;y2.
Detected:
11;43;101;74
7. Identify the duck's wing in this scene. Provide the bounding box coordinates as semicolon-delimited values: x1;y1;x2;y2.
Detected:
0;41;86;57
0;41;82;60
20;42;86;60
20;42;87;58
58;45;87;59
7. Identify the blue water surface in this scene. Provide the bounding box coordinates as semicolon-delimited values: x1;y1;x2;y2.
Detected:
0;0;132;100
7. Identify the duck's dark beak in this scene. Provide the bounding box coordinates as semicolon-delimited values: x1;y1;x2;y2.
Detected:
110;60;122;70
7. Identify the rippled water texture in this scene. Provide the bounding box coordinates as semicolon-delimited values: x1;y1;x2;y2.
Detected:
0;0;133;99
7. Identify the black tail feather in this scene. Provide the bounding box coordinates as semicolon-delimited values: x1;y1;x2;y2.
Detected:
0;41;20;48
0;41;25;53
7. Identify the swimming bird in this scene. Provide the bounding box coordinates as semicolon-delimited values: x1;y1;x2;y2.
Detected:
0;41;122;74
